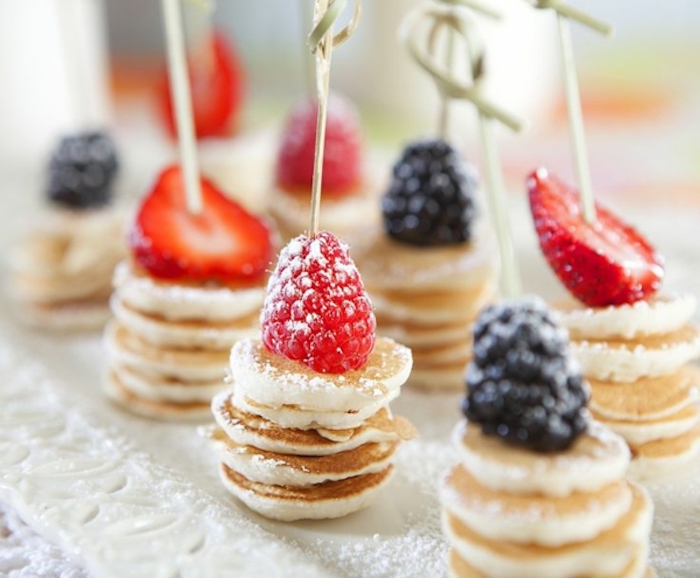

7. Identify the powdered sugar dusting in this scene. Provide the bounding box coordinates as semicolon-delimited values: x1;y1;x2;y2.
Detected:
260;232;377;374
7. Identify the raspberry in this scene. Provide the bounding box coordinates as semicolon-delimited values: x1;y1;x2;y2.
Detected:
275;93;363;197
463;296;589;452
261;231;376;373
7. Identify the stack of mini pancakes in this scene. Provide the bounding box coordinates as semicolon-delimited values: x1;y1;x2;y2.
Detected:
209;336;415;521
104;262;264;420
558;294;700;478
8;210;125;330
442;420;654;578
351;228;497;390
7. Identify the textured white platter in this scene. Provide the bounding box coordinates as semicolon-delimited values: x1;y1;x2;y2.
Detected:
0;196;699;577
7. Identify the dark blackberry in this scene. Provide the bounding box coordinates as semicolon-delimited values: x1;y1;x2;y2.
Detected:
381;138;477;246
47;131;119;209
463;296;588;452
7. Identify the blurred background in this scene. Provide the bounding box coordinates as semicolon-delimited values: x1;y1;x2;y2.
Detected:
1;0;699;226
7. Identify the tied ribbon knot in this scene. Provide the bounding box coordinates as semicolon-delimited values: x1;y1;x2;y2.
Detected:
308;0;362;55
530;0;613;35
402;4;523;132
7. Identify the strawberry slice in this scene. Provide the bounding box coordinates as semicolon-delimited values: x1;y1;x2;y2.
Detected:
129;165;273;284
159;30;246;139
527;168;664;307
275;93;363;198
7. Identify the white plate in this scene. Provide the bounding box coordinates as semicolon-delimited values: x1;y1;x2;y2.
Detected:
0;197;699;577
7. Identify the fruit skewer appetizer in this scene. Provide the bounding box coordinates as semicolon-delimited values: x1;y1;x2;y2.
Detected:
529;169;700;479
104;0;275;419
523;1;699;479
105;166;273;419
8;132;126;331
442;297;654;577
353;2;524;390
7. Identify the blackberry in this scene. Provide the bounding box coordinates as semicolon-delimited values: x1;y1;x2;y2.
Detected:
463;296;588;452
47;131;119;209
381;139;477;246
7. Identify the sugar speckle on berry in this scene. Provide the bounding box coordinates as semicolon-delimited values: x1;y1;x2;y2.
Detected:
261;231;376;373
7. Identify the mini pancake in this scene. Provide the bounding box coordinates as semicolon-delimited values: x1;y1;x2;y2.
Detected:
105;372;211;421
219;463;394;522
14;298;112;332
377;318;471;349
628;423;700;480
557;293;696;341
232;389;398;431
114;363;224;403
369;276;494;325
230;337;411;413
592;405;700;446
588;366;700;421
212;429;398;487
453;420;630;497
571;325;700;382
211;392;414;455
410;341;472;367
105;321;229;382
443;465;633;547
443;482;652;578
113;261;266;322
408;363;468;391
447;546;654;578
111;294;260;349
351;225;497;291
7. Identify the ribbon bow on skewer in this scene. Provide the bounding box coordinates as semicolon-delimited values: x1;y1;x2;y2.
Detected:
401;3;524;133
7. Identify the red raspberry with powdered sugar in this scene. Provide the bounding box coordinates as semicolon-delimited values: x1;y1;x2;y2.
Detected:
261;231;376;373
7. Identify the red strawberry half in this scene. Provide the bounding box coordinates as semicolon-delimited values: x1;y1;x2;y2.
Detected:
527;168;664;307
129;165;273;284
275;93;363;198
159;30;246;139
261;231;376;373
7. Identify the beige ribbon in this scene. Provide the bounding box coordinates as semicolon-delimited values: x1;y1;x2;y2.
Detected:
402;4;523;133
308;0;362;53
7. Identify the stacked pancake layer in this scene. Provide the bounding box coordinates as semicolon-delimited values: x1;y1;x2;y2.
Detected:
210;336;414;521
352;229;497;390
558;294;700;479
104;262;264;420
8;210;126;330
442;420;654;578
267;174;381;242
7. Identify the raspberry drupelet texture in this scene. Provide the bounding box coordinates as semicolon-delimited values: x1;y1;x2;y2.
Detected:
382;138;478;247
261;231;376;374
463;296;589;452
48;131;119;209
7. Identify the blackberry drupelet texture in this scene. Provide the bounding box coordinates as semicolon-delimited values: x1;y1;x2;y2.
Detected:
463;296;588;452
382;139;477;247
48;131;119;209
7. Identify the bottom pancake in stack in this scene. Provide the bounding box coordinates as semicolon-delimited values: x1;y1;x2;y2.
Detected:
105;262;264;420
559;294;700;479
209;336;415;521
